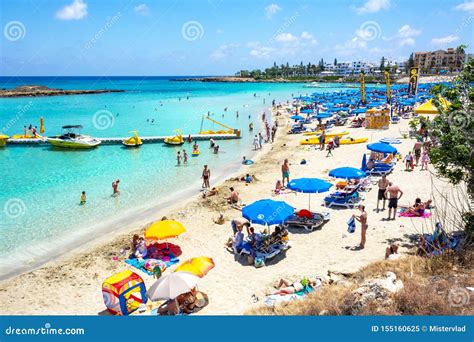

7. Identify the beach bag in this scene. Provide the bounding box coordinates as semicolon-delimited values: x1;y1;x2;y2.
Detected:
347;216;356;233
254;257;265;268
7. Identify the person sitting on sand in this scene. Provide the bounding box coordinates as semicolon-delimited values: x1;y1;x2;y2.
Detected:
272;277;318;295
135;238;147;260
131;234;140;253
112;179;120;196
406;198;425;216
214;213;225;225
232;225;244;253
227;187;239;204
202;187;219;198
245;174;252;184
385;244;401;260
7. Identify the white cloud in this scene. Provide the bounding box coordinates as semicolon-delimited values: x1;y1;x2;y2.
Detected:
431;35;460;46
210;44;239;60
397;24;421;38
454;1;474;12
134;4;150;16
355;0;390;14
265;4;281;18
248;42;275;59
216;28;224;34
56;0;87;20
399;38;415;46
301;31;313;40
274;33;297;42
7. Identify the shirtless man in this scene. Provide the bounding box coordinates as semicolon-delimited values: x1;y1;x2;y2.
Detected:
354;205;368;249
413;140;423;166
202;165;211;189
227;187;239;204
384;182;404;220
281;159;290;186
376;175;389;212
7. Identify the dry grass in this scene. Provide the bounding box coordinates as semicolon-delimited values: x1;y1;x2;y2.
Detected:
249;253;474;316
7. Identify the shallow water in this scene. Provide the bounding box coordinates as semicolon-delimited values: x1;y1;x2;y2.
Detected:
0;77;343;279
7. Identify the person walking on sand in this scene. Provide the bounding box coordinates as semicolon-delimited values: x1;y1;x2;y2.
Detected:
413;139;423;166
177;151;181;166
258;133;263;149
202;165;211;189
376;174;389;212
253;135;259;150
183;150;188;164
112;179;120;196
420;150;430;170
353;205;368;249
281;159;290;186
404;151;414;171
384;182;403;220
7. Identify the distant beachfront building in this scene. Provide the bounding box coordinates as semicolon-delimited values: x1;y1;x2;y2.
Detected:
414;48;466;72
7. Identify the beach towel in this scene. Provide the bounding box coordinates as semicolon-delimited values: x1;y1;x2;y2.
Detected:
263;286;315;307
347;216;356;233
125;255;179;276
399;211;432;218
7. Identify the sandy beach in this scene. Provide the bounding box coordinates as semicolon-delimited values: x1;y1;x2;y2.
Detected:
0;103;450;315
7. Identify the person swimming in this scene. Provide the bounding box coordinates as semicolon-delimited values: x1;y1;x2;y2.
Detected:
112;179;120;196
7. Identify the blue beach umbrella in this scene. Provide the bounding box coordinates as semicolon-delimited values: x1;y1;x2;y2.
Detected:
315;113;331;120
379;138;402;144
300;109;313;114
288;178;332;210
367;142;397;154
242;199;294;226
290;115;304;121
329;167;366;180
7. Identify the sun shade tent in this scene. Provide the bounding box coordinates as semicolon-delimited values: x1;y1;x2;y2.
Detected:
414;98;451;114
145;220;186;241
328;167;366;180
102;270;147;315
367;142;397;154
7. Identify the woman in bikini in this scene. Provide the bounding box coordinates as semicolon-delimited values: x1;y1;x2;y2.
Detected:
202;165;210;189
273;277;318;295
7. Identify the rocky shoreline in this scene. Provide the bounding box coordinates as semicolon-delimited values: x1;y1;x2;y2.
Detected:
0;85;124;98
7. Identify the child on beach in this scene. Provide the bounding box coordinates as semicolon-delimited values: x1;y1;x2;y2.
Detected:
404;152;414;171
420;150;430;170
253;135;259;150
177;151;181;165
80;191;86;205
183;150;188;164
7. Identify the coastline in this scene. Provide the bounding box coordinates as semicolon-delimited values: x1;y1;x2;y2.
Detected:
0;85;124;98
0;102;452;315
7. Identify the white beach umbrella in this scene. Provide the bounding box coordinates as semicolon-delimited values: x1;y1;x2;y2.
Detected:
147;271;200;301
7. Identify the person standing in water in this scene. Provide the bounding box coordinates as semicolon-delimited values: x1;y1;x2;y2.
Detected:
353;205;368;249
177;151;182;166
80;191;86;205
112;179;120;196
202;165;211;189
183;150;188;164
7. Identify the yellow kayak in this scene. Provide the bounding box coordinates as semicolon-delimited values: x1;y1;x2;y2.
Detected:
300;132;349;145
303;130;324;136
338;137;369;145
0;134;9;147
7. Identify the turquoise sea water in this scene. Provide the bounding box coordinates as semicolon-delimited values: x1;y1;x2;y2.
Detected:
1;76;326;279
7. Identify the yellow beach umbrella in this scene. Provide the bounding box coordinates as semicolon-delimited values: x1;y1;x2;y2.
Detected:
174;257;215;278
414;98;451;114
40;117;45;133
144;220;186;240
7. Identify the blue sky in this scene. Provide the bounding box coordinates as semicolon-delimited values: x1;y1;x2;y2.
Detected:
1;0;473;76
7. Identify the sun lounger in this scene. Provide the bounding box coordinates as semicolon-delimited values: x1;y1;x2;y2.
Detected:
324;191;363;209
283;210;330;231
418;224;462;257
